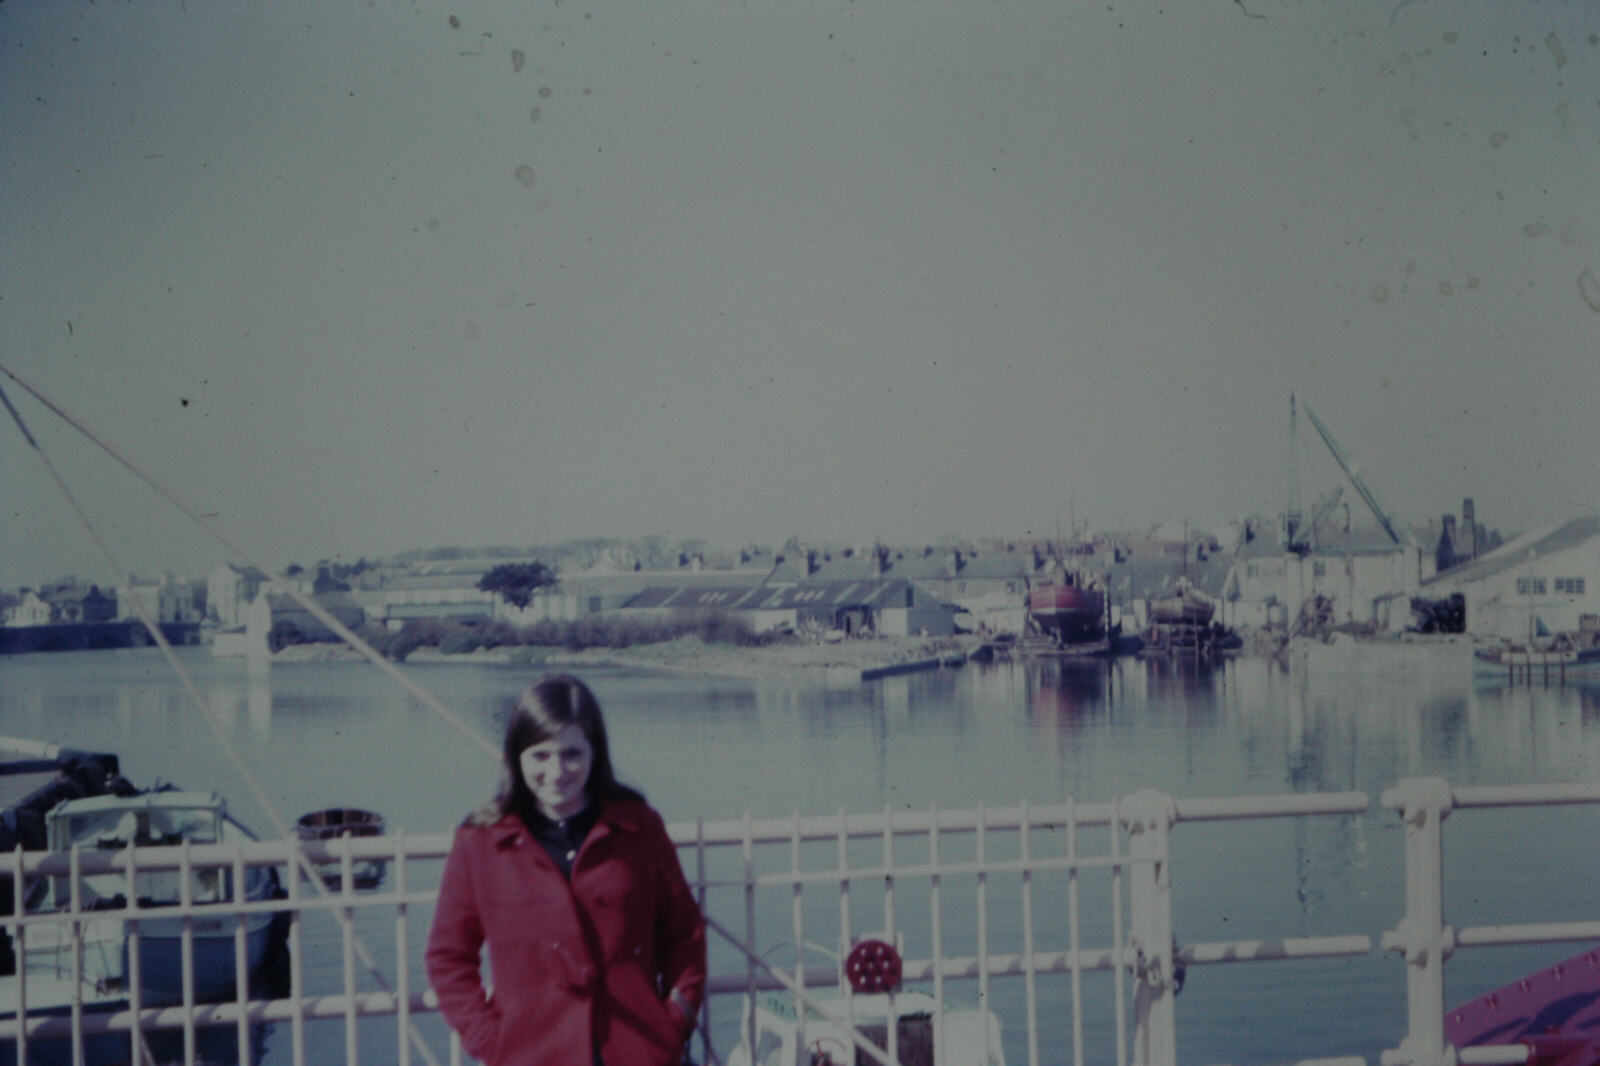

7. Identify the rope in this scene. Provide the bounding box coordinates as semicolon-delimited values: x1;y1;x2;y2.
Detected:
0;359;498;762
0;370;448;1066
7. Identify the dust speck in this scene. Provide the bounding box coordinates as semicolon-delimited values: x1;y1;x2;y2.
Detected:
1371;283;1390;304
529;107;541;122
1545;31;1565;68
1525;221;1551;238
538;86;553;99
1443;31;1457;44
514;164;536;187
1579;266;1600;313
1437;281;1454;296
512;49;525;73
426;218;440;230
1466;276;1480;290
1405;259;1417;275
449;15;460;29
1488;130;1508;149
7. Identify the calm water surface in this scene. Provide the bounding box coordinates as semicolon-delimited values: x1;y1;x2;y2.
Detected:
2;645;1597;1065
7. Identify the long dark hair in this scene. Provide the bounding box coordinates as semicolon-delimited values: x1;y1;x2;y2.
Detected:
488;673;643;823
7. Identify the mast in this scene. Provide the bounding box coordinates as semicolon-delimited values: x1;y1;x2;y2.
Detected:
1285;393;1304;551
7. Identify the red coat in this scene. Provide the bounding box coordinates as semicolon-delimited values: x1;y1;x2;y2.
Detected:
425;797;706;1066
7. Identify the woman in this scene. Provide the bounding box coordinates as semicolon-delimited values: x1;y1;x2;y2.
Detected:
426;674;706;1066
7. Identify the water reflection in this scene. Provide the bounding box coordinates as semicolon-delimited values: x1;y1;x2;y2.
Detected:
1024;658;1111;725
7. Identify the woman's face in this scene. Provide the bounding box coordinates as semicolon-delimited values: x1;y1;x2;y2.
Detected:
519;722;594;819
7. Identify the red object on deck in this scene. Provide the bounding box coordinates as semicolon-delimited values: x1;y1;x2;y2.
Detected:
1445;947;1600;1066
845;938;903;995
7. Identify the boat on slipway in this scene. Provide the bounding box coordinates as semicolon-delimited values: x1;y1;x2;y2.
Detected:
1024;569;1105;644
1146;580;1215;627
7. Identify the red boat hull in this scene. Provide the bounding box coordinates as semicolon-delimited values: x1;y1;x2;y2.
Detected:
1027;585;1104;640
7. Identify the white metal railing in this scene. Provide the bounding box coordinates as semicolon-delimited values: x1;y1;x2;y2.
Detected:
1;782;1594;1066
1378;778;1600;1066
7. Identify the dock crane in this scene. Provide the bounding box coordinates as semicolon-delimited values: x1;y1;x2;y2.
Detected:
1284;393;1407;552
1301;402;1407;546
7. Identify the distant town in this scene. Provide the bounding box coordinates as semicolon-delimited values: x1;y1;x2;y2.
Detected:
2;498;1596;659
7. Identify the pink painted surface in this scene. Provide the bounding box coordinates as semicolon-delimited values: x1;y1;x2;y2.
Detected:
1445;947;1600;1066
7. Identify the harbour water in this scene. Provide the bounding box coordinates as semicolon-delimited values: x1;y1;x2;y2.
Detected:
2;644;1597;1064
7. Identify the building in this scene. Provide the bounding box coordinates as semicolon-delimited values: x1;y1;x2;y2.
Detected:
207;564;270;628
118;575;199;625
1417;514;1599;642
618;579;956;637
1;591;53;627
243;589;367;651
42;585;118;625
1225;524;1424;631
799;544;1046;633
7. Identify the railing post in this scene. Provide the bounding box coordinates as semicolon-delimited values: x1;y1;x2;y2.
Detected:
1381;778;1456;1066
1124;789;1178;1066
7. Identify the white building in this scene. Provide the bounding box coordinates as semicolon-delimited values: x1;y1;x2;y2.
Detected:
1419;514;1599;643
1;591;53;627
118;574;199;625
1225;524;1425;631
207;564;269;628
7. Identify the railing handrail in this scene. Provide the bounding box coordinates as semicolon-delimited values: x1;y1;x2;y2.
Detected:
5;782;1595;1066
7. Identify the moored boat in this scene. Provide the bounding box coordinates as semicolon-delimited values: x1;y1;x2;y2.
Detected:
296;806;388;889
36;788;286;1006
1445;944;1600;1063
1471;640;1600;680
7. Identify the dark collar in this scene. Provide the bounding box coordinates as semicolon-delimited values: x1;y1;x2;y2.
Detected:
489;796;644;848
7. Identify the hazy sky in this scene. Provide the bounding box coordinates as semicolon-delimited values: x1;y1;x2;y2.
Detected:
2;0;1596;587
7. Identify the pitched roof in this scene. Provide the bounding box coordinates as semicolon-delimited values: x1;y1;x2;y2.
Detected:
1422;514;1599;586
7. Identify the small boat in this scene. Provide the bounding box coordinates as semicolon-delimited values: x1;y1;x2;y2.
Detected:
1446;945;1600;1063
1025;571;1104;643
1147;581;1214;627
1471;638;1600;680
34;788;285;1006
296;806;388;889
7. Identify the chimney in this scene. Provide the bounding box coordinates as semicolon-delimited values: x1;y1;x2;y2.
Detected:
1461;498;1477;560
806;550;818;577
945;550;963;578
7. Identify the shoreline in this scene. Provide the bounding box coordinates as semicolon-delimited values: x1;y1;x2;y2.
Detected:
265;629;1486;678
269;633;990;678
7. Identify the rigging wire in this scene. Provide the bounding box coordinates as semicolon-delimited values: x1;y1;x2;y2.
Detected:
0;358;497;763
0;369;449;1066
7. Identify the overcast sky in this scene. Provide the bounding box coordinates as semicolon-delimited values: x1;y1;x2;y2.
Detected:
2;0;1596;587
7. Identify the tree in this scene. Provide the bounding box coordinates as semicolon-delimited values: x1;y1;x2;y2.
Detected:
477;562;557;610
